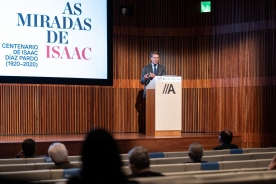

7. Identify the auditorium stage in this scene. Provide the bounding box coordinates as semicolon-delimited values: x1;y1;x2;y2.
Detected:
0;133;242;158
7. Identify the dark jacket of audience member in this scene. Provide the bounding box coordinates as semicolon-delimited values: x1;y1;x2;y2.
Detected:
47;142;79;169
128;146;164;178
68;128;138;184
213;130;238;150
185;143;207;163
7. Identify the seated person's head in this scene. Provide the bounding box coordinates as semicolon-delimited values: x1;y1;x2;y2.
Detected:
128;146;150;175
48;143;68;164
219;130;233;144
188;143;203;161
22;139;36;158
80;128;127;183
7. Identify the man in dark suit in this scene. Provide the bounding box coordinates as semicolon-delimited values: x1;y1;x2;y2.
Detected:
140;51;166;97
185;143;207;163
213;130;238;150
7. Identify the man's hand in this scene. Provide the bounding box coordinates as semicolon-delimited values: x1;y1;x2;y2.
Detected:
16;150;24;158
144;73;155;79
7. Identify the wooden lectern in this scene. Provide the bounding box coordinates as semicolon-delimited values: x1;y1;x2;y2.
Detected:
145;76;182;136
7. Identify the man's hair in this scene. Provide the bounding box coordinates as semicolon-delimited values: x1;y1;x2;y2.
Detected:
22;139;36;157
149;51;159;58
220;130;233;144
188;143;204;161
48;143;68;163
128;146;150;170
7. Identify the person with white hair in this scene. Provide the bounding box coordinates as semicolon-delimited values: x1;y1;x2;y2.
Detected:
47;142;79;169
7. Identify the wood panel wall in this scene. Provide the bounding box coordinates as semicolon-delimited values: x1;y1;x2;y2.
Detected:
0;0;275;148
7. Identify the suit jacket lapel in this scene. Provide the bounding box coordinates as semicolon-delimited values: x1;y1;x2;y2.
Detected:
148;64;153;73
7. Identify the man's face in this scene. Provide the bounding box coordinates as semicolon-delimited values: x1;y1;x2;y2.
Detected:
151;54;160;65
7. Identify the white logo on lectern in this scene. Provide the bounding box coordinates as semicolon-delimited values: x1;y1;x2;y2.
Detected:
162;84;176;94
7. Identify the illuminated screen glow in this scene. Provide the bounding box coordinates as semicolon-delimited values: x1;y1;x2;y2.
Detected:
0;0;112;85
201;1;211;13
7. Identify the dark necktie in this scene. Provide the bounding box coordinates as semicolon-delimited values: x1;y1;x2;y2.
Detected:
153;64;157;74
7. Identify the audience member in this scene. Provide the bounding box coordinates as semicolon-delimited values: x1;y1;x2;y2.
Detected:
213;130;238;150
267;154;276;170
128;146;164;178
16;139;37;158
68;128;138;184
47;142;79;169
185;143;207;163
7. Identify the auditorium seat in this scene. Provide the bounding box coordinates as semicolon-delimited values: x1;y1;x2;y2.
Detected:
68;156;81;162
121;151;276;166
156;157;190;164
0;170;52;181
0;163;36;172
251;152;276;159
222;153;252;161
25;157;49;164
148;152;165;158
132;170;276;184
0;159;26;165
221;160;258;170
242;148;276;153
62;168;81;179
230;148;243;154
184;163;201;171
201;162;220;170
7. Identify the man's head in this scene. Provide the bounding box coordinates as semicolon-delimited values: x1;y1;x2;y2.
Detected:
219;130;233;144
48;143;68;164
128;146;150;174
150;51;160;65
22;139;36;158
188;143;204;161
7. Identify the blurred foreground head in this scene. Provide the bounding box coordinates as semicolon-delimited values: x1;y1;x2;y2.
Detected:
81;128;128;183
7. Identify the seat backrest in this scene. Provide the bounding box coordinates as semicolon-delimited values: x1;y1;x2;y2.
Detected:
184;163;201;171
165;151;188;158
120;154;129;160
201;162;220;170
68;156;81;162
121;166;131;175
256;159;271;168
150;164;186;173
62;168;81;179
222;154;252;161
230;148;243;154
35;163;55;170
204;150;224;156
50;169;64;179
149;152;165;158
246;148;272;153
0;158;26;165
0;170;52;181
251;152;276;159
222;160;258;170
203;155;223;162
44;157;53;162
269;148;276;152
25;157;46;163
221;149;231;154
0;163;36;172
156;157;190;164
